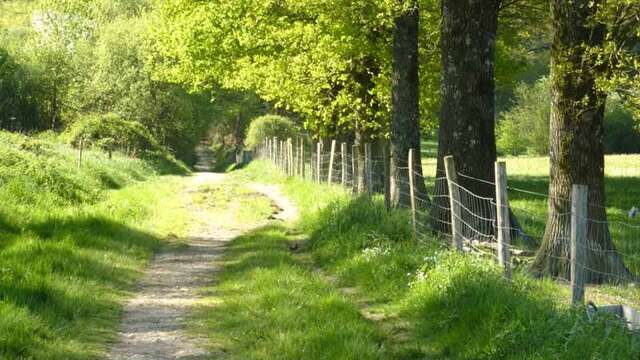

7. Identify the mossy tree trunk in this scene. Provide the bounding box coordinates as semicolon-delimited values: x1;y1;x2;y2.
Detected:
390;0;429;208
430;0;500;233
531;0;631;283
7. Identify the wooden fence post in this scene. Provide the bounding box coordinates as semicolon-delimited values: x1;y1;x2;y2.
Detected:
293;138;298;176
495;161;512;280
328;140;337;185
341;142;348;187
408;149;417;235
290;139;294;176
309;141;316;182
444;156;463;251
279;140;283;172
77;138;84;169
383;142;391;210
364;143;372;195
316;141;322;184
571;184;588;306
300;137;305;179
283;140;287;173
289;139;296;176
351;144;358;193
271;136;278;166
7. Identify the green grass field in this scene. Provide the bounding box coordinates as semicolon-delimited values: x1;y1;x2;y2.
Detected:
0;131;192;359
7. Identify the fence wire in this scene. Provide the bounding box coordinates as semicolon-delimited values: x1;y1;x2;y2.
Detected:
255;140;640;309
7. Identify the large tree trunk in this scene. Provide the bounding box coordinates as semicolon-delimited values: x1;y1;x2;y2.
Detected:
531;0;631;283
390;0;429;208
429;0;500;236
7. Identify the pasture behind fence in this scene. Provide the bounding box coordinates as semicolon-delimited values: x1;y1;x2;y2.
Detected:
255;137;640;317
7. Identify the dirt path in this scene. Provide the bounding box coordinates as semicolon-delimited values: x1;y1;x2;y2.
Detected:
107;172;299;360
108;172;231;360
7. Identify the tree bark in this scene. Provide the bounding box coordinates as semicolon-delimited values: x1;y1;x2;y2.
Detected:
351;56;380;194
430;0;500;234
390;0;429;208
532;0;631;283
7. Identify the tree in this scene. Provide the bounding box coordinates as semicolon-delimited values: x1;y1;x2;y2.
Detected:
390;0;429;207
429;0;501;232
532;0;632;282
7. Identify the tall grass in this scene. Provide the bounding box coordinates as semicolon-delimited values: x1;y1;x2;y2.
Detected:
233;160;640;359
0;131;191;359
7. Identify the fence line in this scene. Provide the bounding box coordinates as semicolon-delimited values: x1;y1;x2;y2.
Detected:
254;138;640;314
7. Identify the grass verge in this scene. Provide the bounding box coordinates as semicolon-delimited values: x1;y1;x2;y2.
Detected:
213;160;640;359
189;179;389;360
0;131;192;359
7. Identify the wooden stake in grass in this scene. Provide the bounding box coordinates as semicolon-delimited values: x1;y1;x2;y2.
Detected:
571;184;588;306
383;142;391;210
288;138;293;177
444;155;463;251
351;144;358;194
495;161;512;280
77;138;84;169
341;142;348;187
316;141;322;184
364;143;372;195
273;137;278;166
299;137;305;179
408;148;417;235
328;140;337;185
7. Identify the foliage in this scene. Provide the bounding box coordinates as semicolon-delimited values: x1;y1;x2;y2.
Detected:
244;115;299;149
496;77;550;156
0;0;217;164
605;95;640;154
0;48;44;131
63;113;158;153
497;77;640;156
591;1;640;121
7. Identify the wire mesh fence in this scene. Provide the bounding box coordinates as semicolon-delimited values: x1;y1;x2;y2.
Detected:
254;137;640;317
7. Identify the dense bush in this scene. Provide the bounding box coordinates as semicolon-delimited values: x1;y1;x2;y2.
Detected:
0;48;45;131
244;115;298;149
605;95;640;154
62;113;187;174
64;113;160;155
497;78;640;156
496;77;550;156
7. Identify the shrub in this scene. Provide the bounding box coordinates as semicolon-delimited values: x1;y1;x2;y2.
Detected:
605;95;640;154
63;113;188;174
64;113;161;155
244;115;298;149
496;77;550;156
